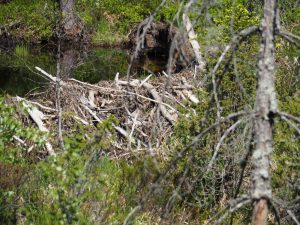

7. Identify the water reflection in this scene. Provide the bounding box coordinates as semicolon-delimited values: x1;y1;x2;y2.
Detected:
0;45;129;96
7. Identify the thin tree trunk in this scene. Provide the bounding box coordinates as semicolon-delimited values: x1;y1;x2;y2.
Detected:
251;0;278;224
59;0;83;42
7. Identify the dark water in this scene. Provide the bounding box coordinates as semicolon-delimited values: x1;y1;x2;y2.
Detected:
0;44;153;97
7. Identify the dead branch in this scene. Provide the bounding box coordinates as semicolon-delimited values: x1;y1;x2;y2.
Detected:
207;119;244;171
123;111;251;224
16;97;55;156
182;14;206;73
278;111;300;124
215;198;251;225
276;25;300;48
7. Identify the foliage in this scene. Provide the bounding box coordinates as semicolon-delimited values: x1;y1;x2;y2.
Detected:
0;0;54;42
0;97;47;164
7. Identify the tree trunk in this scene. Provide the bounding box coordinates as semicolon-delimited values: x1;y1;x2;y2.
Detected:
251;0;278;224
59;0;84;42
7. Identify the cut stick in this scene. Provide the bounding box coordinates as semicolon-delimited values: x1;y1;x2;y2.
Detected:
35;66;65;85
81;99;137;144
141;82;177;125
73;116;90;125
113;125;136;144
13;135;26;146
16;96;56;112
17;98;55;156
182;90;200;104
88;90;97;109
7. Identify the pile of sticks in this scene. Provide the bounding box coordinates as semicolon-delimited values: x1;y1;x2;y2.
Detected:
13;67;202;157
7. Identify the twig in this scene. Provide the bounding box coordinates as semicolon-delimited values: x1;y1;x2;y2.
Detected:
207;119;244;171
280;116;300;135
287;210;300;225
213;197;251;225
278;111;300;124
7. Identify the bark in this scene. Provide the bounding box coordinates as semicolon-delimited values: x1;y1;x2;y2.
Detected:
59;0;84;42
251;0;278;224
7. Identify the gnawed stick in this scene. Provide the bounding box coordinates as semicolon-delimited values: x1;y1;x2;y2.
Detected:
16;96;56;112
182;90;200;104
16;97;56;156
35;66;66;85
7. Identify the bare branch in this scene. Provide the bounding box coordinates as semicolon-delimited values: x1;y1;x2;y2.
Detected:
280;116;300;136
277;31;300;48
213;197;251;225
273;197;300;225
207;119;244;171
287;210;300;225
279;29;300;42
278;111;300;124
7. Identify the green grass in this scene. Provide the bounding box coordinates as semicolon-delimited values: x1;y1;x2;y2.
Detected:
0;0;54;42
91;20;127;46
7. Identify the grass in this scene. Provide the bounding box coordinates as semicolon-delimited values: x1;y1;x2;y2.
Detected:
0;0;54;42
91;20;127;46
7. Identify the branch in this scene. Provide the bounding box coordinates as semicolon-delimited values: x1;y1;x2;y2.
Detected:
272;197;300;225
280;116;300;136
207;196;251;225
210;25;259;81
277;111;300;124
16;97;55;156
207;118;244;171
205;26;259;122
276;27;300;48
287;210;300;225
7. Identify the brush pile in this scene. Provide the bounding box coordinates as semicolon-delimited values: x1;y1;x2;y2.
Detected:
12;67;203;157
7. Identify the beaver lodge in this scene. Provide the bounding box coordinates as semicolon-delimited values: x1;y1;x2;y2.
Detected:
10;66;202;158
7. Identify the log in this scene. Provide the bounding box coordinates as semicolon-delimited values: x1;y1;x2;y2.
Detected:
183;14;206;73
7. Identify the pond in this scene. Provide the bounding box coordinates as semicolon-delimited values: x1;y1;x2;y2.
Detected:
0;44;160;97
